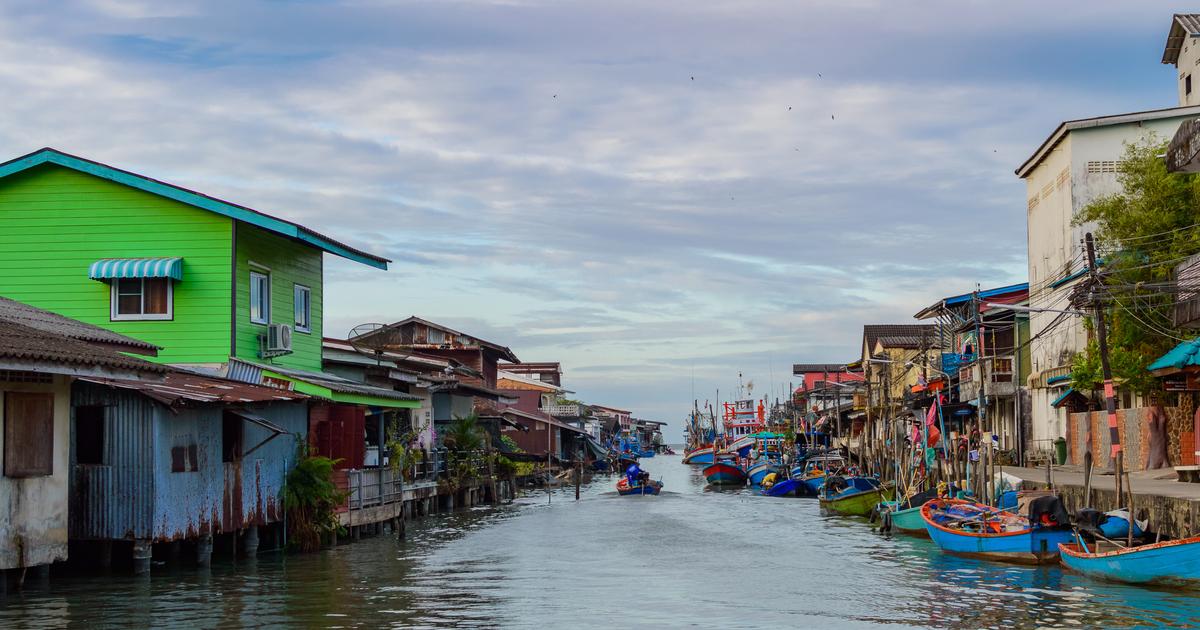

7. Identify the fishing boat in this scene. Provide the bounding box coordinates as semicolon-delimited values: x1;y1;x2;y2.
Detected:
746;460;779;486
616;451;639;470
616;477;663;496
682;445;715;465
921;498;1073;564
703;459;747;486
818;476;894;516
760;477;803;497
1058;535;1200;585
877;489;936;536
795;453;846;497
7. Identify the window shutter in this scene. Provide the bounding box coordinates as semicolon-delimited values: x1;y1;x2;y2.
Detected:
4;392;54;477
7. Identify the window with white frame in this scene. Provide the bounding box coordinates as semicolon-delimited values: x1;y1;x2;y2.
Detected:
294;284;311;333
250;270;270;324
111;278;172;320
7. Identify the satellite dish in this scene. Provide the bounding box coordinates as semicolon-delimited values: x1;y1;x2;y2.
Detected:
348;323;390;364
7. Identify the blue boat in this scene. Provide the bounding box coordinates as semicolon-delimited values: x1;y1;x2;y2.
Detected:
921;498;1074;564
617;478;663;496
682;446;715;465
746;460;778;486
1059;534;1200;585
761;478;803;497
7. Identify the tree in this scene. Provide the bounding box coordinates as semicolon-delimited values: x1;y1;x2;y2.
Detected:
1070;136;1200;395
443;412;484;452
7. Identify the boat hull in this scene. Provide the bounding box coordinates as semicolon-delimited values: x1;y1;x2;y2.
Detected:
820;485;894;517
761;478;803;497
922;499;1073;565
881;503;929;536
703;462;746;486
746;462;778;486
617;479;663;496
682;448;714;465
1059;536;1200;585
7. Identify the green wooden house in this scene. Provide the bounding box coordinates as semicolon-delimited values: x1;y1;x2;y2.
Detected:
0;147;387;374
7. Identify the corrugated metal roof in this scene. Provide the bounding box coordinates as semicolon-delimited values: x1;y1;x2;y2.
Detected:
863;324;935;355
792;363;854;374
1163;14;1200;64
242;360;420;401
79;371;308;406
0;296;158;352
0;318;166;374
877;335;927;349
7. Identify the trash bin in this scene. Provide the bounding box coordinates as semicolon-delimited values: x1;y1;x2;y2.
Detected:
1053;437;1067;465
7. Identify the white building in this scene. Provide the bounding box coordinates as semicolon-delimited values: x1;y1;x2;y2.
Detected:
1015;14;1200;452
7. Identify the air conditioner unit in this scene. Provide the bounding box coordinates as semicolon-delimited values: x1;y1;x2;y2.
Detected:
264;323;293;356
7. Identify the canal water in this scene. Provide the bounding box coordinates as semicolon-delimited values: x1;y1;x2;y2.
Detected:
2;454;1199;629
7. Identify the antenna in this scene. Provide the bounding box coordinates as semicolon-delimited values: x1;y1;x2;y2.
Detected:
347;323;391;366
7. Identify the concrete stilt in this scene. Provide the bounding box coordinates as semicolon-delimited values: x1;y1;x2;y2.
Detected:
196;535;214;567
132;540;152;575
28;564;50;586
167;540;182;563
242;526;259;557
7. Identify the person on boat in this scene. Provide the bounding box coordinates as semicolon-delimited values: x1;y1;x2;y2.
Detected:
625;463;642;487
762;471;779;489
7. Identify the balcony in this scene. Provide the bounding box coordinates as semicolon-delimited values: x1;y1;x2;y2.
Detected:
958;356;1016;398
545;403;583;417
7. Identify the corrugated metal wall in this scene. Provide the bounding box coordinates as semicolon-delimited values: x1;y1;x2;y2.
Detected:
71;382;156;540
72;381;308;542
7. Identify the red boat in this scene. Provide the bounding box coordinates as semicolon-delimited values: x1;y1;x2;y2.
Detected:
703;461;747;486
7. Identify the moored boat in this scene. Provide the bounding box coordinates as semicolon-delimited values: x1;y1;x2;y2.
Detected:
921;497;1073;564
616;477;663;496
703;460;747;486
1058;535;1200;585
746;460;779;486
682;446;714;465
760;478;803;497
877;490;936;536
818;477;894;516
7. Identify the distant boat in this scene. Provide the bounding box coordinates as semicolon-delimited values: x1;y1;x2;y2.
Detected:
682;446;714;465
616;452;639;469
921;498;1073;564
616;477;663;496
703;460;747;486
1059;535;1200;585
818;477;893;516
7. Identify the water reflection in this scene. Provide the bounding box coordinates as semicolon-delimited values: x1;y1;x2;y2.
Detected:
2;456;1199;629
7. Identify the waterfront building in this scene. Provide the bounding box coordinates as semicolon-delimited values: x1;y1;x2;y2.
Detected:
347;316;520;442
913;283;1031;460
0;148;415;562
0;297;165;574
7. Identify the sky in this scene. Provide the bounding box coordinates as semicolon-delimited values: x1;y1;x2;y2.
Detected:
0;1;1193;434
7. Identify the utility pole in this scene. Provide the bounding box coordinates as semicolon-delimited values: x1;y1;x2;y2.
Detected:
972;288;988;504
1086;232;1123;501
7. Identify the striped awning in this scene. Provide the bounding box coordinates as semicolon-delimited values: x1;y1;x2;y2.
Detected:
88;258;183;281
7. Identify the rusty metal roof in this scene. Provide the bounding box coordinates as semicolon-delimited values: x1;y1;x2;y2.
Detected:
0;296;158;353
0;318;166;375
79;371;308;407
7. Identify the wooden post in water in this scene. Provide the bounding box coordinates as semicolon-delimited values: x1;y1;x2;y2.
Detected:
575;455;582;501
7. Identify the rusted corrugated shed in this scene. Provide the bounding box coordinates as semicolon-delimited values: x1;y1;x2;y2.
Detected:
70;379;306;543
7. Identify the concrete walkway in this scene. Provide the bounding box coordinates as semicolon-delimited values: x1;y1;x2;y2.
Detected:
1001;465;1200;501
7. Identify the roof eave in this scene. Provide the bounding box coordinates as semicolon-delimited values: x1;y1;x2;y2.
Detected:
0;148;390;270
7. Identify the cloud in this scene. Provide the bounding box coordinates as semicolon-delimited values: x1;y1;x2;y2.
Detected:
0;0;1179;431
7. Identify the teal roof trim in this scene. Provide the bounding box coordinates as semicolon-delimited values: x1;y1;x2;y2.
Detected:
1051;388;1077;408
1046;374;1071;386
0;148;389;270
89;257;183;280
1148;338;1200;372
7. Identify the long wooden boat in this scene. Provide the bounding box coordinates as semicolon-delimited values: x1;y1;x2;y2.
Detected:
703;461;746;486
878;502;928;536
746;460;778;486
682;446;714;465
616;478;663;496
1059;535;1200;585
819;478;894;517
921;499;1073;564
760;478;803;497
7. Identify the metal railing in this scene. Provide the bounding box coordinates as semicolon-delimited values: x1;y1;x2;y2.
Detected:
544;403;582;416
